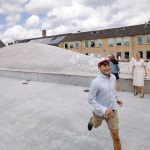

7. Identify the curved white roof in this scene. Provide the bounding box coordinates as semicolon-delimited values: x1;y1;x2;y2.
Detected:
0;43;99;75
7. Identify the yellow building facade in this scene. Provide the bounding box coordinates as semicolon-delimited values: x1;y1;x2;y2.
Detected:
60;24;150;61
18;22;150;61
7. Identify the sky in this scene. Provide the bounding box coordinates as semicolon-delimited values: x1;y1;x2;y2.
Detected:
0;0;150;45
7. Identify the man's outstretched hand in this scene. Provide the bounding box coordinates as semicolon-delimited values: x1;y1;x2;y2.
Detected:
117;100;123;107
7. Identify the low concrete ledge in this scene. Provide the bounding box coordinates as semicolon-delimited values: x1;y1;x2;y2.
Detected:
0;70;149;94
0;70;94;87
118;78;150;94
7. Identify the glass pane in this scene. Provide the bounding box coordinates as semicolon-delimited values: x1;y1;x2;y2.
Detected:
85;40;88;48
146;51;150;59
108;38;114;47
97;39;102;48
138;51;143;58
125;52;129;59
116;37;122;46
76;42;79;48
91;40;95;47
117;52;121;59
146;35;150;44
65;43;68;49
123;37;130;46
70;43;74;48
137;36;143;44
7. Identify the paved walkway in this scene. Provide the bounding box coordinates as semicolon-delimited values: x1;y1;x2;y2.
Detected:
0;77;150;150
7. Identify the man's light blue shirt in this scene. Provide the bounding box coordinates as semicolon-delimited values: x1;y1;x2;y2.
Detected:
88;74;119;117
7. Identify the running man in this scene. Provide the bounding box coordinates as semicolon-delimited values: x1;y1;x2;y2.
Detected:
88;57;123;150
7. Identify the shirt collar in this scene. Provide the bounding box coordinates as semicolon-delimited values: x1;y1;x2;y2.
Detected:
98;73;110;79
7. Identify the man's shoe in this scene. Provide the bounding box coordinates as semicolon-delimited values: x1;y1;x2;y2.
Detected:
134;92;138;96
88;122;93;131
140;94;144;98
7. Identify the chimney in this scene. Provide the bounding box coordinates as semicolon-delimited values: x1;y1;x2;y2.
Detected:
42;30;46;37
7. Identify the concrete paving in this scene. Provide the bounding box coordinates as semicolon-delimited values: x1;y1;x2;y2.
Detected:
0;77;150;150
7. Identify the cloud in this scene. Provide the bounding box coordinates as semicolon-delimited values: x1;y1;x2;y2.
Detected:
0;0;27;15
47;1;90;21
42;1;93;31
25;15;40;28
6;14;21;26
1;0;150;45
0;0;27;27
83;0;116;7
24;0;60;14
2;25;41;44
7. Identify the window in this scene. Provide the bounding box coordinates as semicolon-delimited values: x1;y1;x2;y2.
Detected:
117;52;121;60
116;37;122;46
85;40;88;48
91;40;95;47
96;39;102;48
123;37;130;46
108;38;114;47
108;52;113;56
146;51;150;59
125;52;129;59
75;41;80;48
95;53;101;58
136;36;143;44
138;51;143;58
65;42;68;49
70;42;74;48
146;34;150;44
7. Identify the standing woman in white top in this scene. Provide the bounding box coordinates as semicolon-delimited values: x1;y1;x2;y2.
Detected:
132;52;147;98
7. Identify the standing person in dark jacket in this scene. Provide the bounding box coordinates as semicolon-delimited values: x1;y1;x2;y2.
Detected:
109;54;120;80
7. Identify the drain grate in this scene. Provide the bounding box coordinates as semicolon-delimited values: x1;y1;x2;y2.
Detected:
22;82;28;84
84;89;89;92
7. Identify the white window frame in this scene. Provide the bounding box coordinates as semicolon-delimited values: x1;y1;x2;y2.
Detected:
96;39;102;48
70;42;74;48
90;40;95;48
123;37;130;46
65;42;68;49
146;34;150;44
85;40;88;48
108;38;114;47
136;35;143;45
116;37;122;46
75;41;80;48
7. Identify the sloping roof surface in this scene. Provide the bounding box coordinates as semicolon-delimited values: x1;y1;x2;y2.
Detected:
29;36;66;46
0;40;5;48
17;23;150;44
63;23;150;41
0;43;99;74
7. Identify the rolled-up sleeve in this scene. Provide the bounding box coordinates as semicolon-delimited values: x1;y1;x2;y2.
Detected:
88;81;107;115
